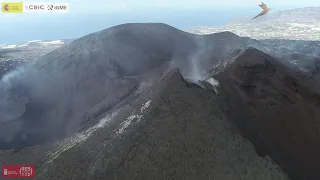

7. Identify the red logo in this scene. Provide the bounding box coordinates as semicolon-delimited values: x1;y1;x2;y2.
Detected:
2;165;35;178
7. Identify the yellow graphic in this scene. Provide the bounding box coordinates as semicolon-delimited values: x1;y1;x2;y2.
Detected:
2;2;23;13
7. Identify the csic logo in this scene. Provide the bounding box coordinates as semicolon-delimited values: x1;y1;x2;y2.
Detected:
25;4;45;10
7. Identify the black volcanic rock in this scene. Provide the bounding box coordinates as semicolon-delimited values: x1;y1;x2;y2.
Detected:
0;69;288;180
0;23;248;150
2;22;320;179
215;47;320;180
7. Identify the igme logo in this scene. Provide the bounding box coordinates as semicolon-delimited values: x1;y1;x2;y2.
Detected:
54;5;67;10
47;3;69;12
47;4;53;10
47;4;68;11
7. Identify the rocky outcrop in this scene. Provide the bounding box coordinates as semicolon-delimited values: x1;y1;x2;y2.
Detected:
216;47;320;180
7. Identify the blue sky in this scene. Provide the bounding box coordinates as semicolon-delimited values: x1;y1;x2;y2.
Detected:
0;0;319;44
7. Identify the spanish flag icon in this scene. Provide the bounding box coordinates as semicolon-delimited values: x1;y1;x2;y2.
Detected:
2;2;23;13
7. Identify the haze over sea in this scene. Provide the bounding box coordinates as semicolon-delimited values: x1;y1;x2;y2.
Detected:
0;4;311;44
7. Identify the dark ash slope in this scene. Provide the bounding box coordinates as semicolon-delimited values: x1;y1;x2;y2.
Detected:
216;47;320;180
0;23;247;150
2;23;320;180
0;69;288;180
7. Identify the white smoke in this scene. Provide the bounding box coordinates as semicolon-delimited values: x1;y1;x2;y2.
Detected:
188;47;206;82
0;66;28;121
205;77;220;94
311;47;320;57
183;35;211;83
1;64;28;87
0;66;29;142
